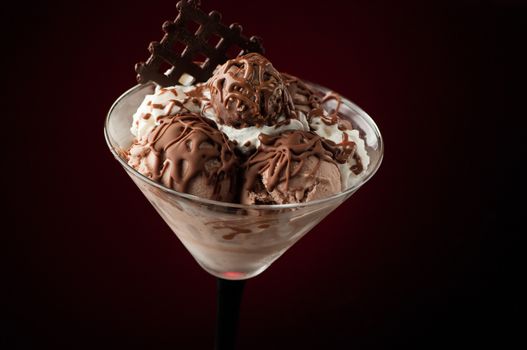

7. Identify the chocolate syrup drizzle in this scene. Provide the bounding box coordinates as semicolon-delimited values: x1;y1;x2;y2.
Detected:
205;218;277;240
282;73;321;117
243;130;352;193
147;113;238;200
208;53;294;128
318;92;343;126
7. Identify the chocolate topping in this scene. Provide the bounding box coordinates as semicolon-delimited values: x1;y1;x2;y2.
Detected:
351;154;364;175
207;53;295;128
318;92;366;173
147;113;238;200
135;0;264;86
205;217;278;240
282;73;322;117
243;130;351;193
319;92;356;131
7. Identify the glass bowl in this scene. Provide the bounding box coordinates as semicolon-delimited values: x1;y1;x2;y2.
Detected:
104;82;383;280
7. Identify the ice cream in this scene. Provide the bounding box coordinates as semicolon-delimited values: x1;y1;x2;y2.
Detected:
241;131;346;204
282;73;322;116
128;113;239;202
203;55;309;153
127;52;370;204
207;53;294;128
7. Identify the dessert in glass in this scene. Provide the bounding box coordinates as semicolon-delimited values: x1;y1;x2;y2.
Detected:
104;1;383;348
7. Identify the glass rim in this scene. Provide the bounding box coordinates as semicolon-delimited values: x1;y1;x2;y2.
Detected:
104;83;384;210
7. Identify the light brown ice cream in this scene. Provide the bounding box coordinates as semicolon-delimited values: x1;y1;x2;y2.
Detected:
242;155;341;204
128;113;239;202
241;130;347;205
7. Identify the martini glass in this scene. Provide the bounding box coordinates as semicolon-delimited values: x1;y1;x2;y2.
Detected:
104;82;383;349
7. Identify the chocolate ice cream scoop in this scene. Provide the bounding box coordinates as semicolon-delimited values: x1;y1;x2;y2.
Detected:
241;130;350;204
282;73;322;117
128;113;239;202
208;53;294;128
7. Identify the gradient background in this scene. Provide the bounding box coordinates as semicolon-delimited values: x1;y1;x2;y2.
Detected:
6;0;513;348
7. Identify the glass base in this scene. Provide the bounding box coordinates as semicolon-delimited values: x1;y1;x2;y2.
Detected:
199;261;270;280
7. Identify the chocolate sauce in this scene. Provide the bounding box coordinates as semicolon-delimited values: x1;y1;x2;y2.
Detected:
243;130;349;193
205;218;279;240
321;92;354;130
207;220;254;240
351;154;364;174
147;113;238;200
221;226;252;240
208;53;294;128
185;84;206;99
159;87;179;96
282;73;321;118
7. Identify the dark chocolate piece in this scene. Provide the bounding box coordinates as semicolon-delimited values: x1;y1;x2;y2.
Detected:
135;0;264;86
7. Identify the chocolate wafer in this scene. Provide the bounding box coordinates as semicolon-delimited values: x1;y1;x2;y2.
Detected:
135;0;265;87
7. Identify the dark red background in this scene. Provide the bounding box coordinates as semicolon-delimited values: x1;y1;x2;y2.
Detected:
6;0;514;348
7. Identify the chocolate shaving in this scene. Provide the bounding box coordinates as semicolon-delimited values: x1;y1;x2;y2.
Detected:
135;0;265;86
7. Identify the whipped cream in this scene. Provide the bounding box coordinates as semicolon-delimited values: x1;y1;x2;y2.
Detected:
310;116;370;189
130;85;204;140
203;107;310;153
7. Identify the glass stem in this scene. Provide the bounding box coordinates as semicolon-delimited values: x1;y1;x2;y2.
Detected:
215;278;246;350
